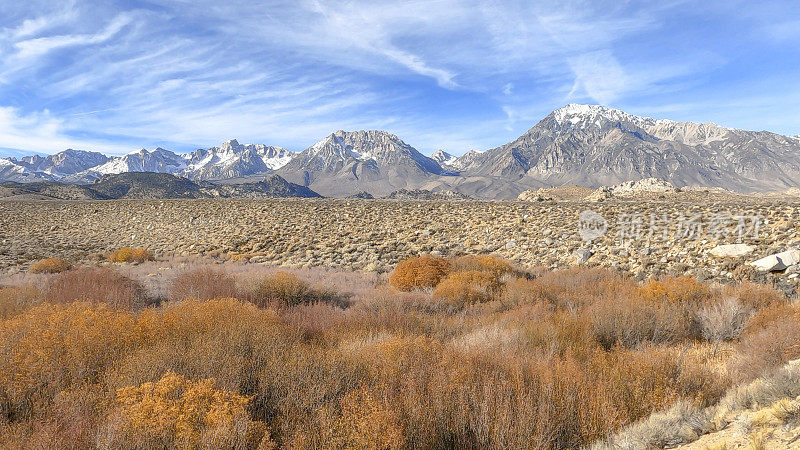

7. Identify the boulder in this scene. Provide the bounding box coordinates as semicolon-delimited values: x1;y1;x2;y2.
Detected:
749;249;800;272
709;244;756;258
573;247;593;264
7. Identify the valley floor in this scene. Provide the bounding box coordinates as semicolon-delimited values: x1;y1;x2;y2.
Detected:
1;196;799;288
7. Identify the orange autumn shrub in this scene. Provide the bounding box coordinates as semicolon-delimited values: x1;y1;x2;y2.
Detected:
433;270;499;307
388;255;451;291
729;309;800;384
723;281;785;311
639;276;711;306
327;386;405;449
0;302;139;419
0;260;797;449
28;257;72;274
99;371;274;449
108;247;154;264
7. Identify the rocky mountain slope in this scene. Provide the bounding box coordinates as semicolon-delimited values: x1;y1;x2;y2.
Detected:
277;130;448;197
3;104;800;198
462;104;800;194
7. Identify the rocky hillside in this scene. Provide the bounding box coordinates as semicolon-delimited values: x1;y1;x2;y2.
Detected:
0;173;320;200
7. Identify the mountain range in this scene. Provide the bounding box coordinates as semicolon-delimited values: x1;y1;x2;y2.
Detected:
3;104;800;199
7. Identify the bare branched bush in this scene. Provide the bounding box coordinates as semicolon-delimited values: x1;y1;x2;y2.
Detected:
44;267;150;310
696;297;752;343
587;295;686;349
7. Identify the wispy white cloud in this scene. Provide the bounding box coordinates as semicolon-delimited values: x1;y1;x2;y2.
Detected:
14;13;132;59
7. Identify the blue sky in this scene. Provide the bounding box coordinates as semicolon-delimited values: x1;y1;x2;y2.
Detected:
0;0;798;157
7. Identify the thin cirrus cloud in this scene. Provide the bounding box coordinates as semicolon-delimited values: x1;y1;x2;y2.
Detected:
0;0;798;157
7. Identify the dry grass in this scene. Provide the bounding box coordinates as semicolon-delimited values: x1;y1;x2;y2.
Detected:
0;285;40;319
28;257;72;274
0;255;797;449
107;247;154;264
167;267;239;302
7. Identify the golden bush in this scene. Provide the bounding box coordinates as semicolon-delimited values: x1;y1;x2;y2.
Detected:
433;270;499;307
99;371;273;449
251;271;344;308
640;276;711;306
108;247;154;264
0;302;139;419
451;255;514;277
328;386;405;449
253;271;310;306
28;257;72;274
0;261;794;449
388;255;451;291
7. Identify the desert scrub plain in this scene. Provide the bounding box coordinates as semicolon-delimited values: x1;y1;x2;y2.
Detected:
2;195;800;286
1;250;800;448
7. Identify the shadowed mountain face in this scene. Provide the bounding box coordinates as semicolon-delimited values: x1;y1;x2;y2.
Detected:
0;173;321;200
3;105;800;199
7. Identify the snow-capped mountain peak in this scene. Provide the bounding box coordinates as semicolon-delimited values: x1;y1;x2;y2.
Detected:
182;139;294;180
86;147;187;179
551;104;659;129
431;149;458;167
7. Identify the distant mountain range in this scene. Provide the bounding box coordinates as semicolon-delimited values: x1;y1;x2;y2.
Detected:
3;104;800;199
